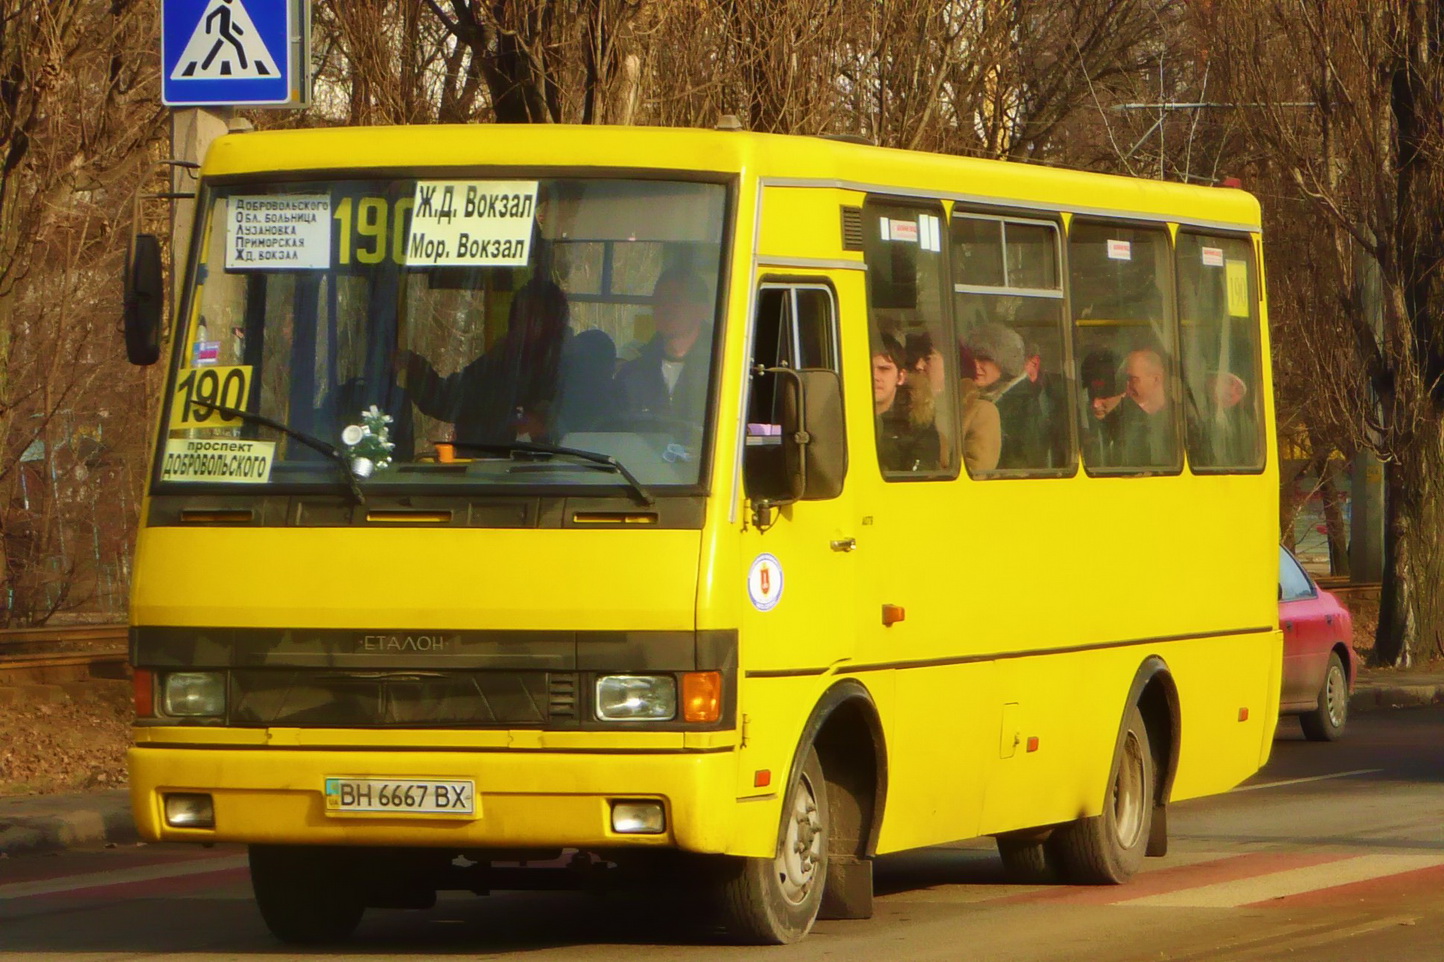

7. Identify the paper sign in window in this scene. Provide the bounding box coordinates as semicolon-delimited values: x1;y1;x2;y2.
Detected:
888;218;919;243
1107;239;1132;261
170;365;253;429
226;195;332;270
161;438;275;484
406;180;538;267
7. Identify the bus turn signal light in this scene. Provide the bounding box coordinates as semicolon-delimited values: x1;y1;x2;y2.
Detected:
133;669;154;718
682;671;722;723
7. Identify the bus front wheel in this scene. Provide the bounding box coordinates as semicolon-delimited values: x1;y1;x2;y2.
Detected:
249;844;365;944
1051;703;1154;885
714;746;830;944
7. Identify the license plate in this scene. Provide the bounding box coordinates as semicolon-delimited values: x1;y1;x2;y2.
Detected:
323;777;476;817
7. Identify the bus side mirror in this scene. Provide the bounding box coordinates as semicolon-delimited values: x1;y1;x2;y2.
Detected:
780;368;845;502
124;233;163;366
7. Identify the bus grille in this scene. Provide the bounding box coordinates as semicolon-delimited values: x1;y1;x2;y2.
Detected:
228;670;563;727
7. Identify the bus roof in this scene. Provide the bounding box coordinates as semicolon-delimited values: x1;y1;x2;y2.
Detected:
202;124;1263;231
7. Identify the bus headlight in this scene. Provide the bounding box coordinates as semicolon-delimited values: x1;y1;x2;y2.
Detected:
595;675;677;721
163;672;226;717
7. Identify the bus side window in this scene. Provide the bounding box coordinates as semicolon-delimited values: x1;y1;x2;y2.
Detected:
744;285;843;501
1176;233;1265;472
1068;222;1182;474
862;201;956;480
951;214;1071;476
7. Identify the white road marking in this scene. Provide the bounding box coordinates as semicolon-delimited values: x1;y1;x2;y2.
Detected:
0;855;248;901
1118;853;1444;908
1232;769;1383;793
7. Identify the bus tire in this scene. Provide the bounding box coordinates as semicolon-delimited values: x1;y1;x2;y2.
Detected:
1052;704;1153;885
1300;652;1348;742
995;832;1058;884
715;746;829;944
248;845;365;944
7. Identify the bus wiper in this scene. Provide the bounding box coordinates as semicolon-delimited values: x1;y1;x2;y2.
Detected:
446;440;655;506
191;401;366;505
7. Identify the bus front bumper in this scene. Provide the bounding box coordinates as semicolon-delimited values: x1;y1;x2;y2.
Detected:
127;742;749;854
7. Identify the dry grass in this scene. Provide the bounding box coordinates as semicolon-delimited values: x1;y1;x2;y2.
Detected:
0;681;132;796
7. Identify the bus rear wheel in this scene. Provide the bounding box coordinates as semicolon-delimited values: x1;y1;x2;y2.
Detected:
249;845;365;944
995;831;1060;884
1051;703;1154;885
714;746;829;944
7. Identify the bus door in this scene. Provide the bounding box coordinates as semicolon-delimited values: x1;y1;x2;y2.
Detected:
734;276;859;786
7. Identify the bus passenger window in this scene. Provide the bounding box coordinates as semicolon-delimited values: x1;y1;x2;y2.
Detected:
1069;222;1181;473
1176;233;1265;471
951;214;1070;475
862;200;956;480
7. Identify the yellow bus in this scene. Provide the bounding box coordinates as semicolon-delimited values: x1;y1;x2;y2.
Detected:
125;124;1280;945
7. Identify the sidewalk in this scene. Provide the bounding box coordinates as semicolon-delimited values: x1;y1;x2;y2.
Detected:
3;668;1443;861
0;788;135;859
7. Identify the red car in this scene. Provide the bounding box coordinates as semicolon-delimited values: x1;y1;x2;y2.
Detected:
1278;546;1358;740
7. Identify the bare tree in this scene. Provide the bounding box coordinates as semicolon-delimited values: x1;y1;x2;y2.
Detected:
1197;0;1444;665
0;0;165;624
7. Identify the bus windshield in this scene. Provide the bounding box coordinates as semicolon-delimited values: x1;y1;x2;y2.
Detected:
160;176;728;493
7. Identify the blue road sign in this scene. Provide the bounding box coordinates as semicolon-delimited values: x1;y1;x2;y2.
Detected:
162;0;296;106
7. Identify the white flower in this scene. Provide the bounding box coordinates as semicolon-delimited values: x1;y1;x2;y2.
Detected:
350;456;375;478
341;424;364;447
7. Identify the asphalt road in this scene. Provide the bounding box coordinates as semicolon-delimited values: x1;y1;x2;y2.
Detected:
3;707;1442;961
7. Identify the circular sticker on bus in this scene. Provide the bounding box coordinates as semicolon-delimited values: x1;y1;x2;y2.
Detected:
747;553;784;612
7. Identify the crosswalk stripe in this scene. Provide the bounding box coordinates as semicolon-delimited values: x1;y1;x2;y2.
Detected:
0;854;249;901
1117;853;1444;908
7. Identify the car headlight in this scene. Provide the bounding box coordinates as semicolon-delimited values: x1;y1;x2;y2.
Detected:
163;672;226;717
595;675;676;721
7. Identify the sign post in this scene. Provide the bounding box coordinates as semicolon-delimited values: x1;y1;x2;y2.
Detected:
158;1;310;349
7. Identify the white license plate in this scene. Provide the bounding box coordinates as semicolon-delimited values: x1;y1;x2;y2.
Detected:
323;777;476;817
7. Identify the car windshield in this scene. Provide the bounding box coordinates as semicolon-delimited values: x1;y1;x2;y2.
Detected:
158;176;728;493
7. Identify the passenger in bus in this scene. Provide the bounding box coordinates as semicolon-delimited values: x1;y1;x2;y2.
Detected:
553;329;621;435
396;278;571;446
1190;370;1257;466
1080;348;1124;465
873;333;939;473
957;344;1001;474
615;267;713;439
1104;347;1177;467
1023;340;1070;467
968;322;1048;469
905;330;952;469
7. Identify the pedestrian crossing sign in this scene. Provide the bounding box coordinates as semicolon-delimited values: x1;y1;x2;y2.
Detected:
162;0;309;107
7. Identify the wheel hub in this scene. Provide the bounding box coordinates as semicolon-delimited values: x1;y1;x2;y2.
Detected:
776;774;823;904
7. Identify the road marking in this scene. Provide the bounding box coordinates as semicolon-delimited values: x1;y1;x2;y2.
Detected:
1231;768;1382;792
0;854;249;901
1118;853;1444;908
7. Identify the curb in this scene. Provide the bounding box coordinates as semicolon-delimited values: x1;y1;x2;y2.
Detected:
1351;683;1444;712
0;790;137;859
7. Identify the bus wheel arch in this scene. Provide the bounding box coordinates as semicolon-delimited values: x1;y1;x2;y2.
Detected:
1051;657;1179;884
1130;657;1181;857
715;680;886;942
